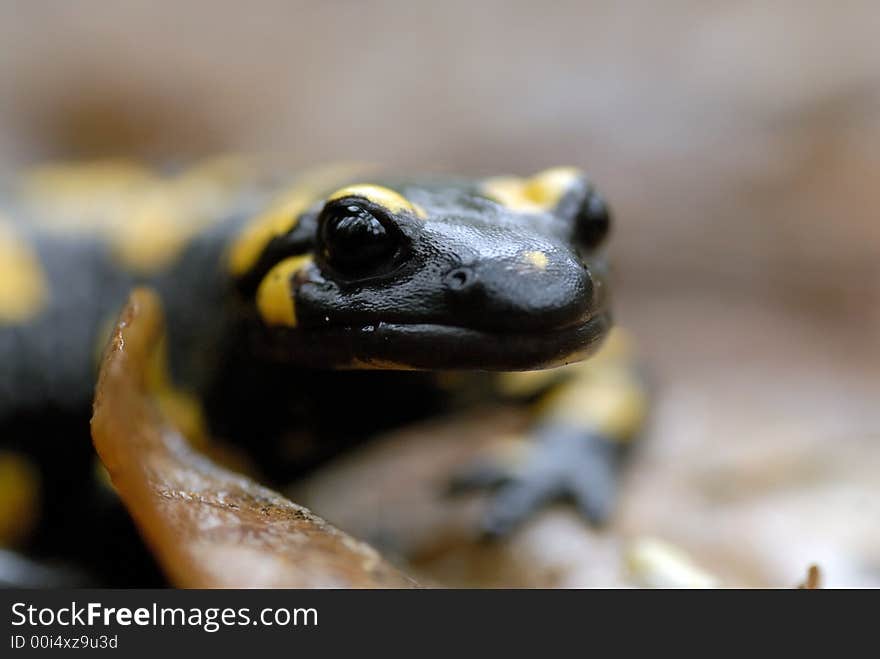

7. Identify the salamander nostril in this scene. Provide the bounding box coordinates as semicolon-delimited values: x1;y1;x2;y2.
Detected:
444;266;476;292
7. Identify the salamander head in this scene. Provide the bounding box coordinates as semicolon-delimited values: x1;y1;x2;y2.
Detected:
233;167;612;370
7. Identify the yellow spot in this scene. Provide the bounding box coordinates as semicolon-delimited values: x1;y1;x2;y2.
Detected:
22;159;155;203
587;327;637;366
0;220;49;324
229;163;378;277
19;160;159;236
21;158;257;274
113;159;257;273
228;190;313;276
328;184;427;218
256;255;312;327
535;328;647;441
482;167;582;213
0;451;41;547
522;250;549;270
111;188;191;271
143;335;209;449
155;389;210;451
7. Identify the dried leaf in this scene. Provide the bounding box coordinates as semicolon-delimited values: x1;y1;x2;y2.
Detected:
91;288;415;588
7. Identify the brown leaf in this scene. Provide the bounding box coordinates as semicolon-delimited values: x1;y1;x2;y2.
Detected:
91;287;415;588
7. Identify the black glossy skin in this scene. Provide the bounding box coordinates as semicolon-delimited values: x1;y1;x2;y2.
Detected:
0;208;249;585
0;167;616;584
252;178;611;370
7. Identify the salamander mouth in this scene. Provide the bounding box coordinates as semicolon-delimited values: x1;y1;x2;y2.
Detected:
260;309;611;371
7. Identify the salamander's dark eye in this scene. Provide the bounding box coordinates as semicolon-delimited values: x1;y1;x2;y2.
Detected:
575;192;611;250
319;201;399;275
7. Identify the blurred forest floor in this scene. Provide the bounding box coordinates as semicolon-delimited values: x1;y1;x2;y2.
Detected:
294;291;880;587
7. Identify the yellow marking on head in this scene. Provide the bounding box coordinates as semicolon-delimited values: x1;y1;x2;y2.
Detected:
522;250;549;270
256;255;312;327
229;163;378;276
0;221;49;324
229;190;313;276
328;184;427;219
482;167;583;213
0;451;41;547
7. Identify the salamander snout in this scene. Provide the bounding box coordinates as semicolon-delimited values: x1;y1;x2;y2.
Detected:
442;246;594;333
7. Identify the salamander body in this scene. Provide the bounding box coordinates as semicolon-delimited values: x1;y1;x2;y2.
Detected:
0;160;646;585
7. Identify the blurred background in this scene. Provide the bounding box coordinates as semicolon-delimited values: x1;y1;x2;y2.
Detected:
1;0;878;586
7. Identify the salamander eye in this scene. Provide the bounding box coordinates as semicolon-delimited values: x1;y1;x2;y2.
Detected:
575;192;611;250
318;201;400;275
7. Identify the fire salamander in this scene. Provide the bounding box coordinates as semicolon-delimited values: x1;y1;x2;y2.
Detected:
0;160;648;586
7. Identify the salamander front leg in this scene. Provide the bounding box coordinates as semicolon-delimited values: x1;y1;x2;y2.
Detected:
450;329;648;538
